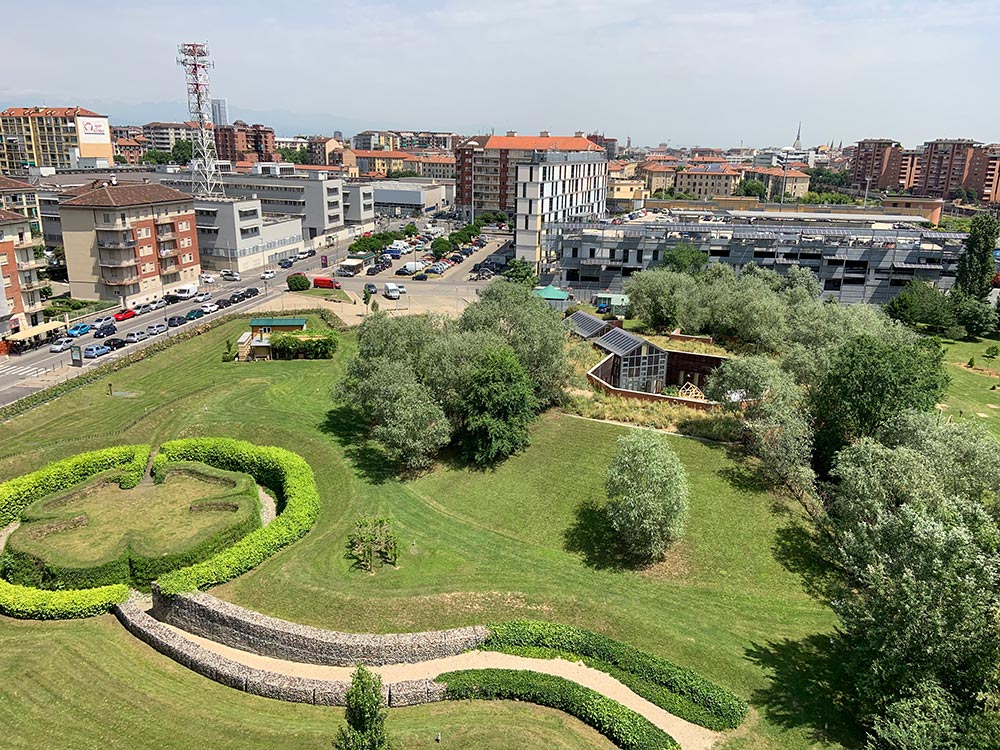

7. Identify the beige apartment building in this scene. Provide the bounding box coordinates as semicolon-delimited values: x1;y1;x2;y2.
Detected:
637;162;677;193
674;163;741;198
744;166;811;199
0;106;113;173
59;181;201;305
0;176;40;232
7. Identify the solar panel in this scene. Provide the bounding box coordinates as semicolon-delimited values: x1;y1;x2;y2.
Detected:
563;311;610;339
594;327;646;356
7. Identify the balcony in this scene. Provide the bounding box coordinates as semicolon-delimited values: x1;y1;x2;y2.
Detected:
15;255;47;271
98;252;139;268
156;231;178;241
94;217;130;230
100;273;140;287
23;299;46;314
158;247;180;259
97;237;136;250
20;277;48;292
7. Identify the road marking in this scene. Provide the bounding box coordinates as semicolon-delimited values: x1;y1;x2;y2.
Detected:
0;364;47;378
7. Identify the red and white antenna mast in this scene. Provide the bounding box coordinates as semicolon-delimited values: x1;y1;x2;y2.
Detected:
177;42;223;195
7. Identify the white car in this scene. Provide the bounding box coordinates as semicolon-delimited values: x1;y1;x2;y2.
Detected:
149;299;168;310
199;273;216;284
201;303;219;314
220;269;241;281
396;284;407;295
260;269;276;280
194;292;212;303
92;316;115;328
49;337;74;352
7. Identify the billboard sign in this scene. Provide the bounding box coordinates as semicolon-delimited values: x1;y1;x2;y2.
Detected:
77;116;110;144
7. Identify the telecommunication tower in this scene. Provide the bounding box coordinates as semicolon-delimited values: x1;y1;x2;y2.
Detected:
177;42;223;195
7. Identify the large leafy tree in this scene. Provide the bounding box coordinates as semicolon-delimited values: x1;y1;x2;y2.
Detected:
660;242;709;276
171;139;193;165
884;280;955;331
623;269;696;331
334;666;391;750
604;430;689;563
735;179;766;198
955;213;1000;300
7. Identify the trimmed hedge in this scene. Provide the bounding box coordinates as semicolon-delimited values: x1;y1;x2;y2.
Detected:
440;669;679;750
155;438;319;594
0;576;129;619
0;445;149;527
484;621;748;730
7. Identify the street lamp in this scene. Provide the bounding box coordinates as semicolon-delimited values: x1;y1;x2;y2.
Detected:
863;176;873;209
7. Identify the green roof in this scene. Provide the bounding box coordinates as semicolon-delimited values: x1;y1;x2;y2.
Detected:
532;284;570;301
249;318;307;327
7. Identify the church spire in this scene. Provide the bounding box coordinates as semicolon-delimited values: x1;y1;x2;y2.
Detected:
793;122;802;150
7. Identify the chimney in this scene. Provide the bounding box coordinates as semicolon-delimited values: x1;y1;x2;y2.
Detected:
575;131;584;137
506;130;518;137
540;130;550;138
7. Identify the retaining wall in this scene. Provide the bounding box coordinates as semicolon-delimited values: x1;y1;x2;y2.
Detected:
114;596;446;707
151;587;489;666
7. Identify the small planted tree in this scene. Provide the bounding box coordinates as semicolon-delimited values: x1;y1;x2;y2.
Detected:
287;273;310;291
984;345;999;362
604;430;689;564
333;666;390;750
348;516;399;573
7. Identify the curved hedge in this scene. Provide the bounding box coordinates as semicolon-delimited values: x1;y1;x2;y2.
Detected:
0;577;129;619
484;621;748;730
440;668;679;750
155;438;319;594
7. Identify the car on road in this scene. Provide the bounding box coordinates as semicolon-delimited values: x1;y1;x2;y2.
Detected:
201;303;219;314
365;266;380;276
260;269;276;280
363;282;378;295
149;299;168;311
125;330;149;343
194;292;212;303
93;324;117;338
49;337;75;352
105;337;127;350
146;323;168;336
92;316;115;329
167;316;187;327
229;292;246;304
185;308;205;321
395;267;412;276
244;287;260;297
412;273;428;281
199;272;216;284
220;269;241;281
134;303;153;315
277;259;293;269
83;344;110;358
163;293;182;305
113;309;137;322
67;323;91;337
396;284;407;295
216;298;232;309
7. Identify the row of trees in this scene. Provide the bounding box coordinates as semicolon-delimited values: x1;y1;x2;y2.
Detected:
339;282;568;470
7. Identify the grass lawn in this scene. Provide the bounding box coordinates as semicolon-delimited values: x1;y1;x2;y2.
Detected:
938;333;1000;438
10;468;256;566
0;316;852;750
294;287;351;303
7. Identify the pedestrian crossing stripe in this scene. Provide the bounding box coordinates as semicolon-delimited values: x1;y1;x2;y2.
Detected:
0;365;46;378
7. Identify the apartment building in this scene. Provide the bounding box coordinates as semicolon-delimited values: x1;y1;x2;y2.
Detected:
395;131;458;150
215;121;277;164
307;137;346;166
0;107;113;174
114;137;148;165
59;181;201;305
542;220;967;305
112;125;143;141
637;162;677;193
0;176;40;232
914;139;978;198
674;163;741;198
0;209;47;348
142;122;204;153
211;98;229;127
850;139;903;190
194;196;304;273
455;131;605;218
352;150;412;176
407;153;456;179
744;167;811;200
586;133;619;161
514;151;608;266
352;131;402;151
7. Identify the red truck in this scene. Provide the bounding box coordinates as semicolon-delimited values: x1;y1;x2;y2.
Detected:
313;276;342;289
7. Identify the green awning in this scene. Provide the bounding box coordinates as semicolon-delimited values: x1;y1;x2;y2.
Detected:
532;284;570;301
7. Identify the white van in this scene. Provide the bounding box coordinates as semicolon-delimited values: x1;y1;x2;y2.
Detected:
383;282;400;300
171;284;199;300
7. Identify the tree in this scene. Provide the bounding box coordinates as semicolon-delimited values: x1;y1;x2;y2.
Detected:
347;516;398;573
984;345;999;362
955;213;1000;300
501;258;537;286
736;179;766;199
604;430;689;563
143;149;173;165
402;223;418;237
623;269;695;331
171;139;193;165
113;155;127;165
386;169;420;179
277;146;308;164
660;242;708;276
287;273;309;291
864;681;959;750
459;343;538;464
430;237;453;259
333;666;390;750
885;281;954;331
951;292;997;338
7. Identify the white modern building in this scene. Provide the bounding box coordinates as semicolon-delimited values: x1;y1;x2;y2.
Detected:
342;184;375;224
194;196;305;273
211;98;229;127
369;181;446;216
515;151;608;267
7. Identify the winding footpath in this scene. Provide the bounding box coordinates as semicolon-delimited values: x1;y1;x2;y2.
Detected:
154;614;722;750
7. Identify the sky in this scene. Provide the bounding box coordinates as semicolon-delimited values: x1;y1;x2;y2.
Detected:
3;0;998;148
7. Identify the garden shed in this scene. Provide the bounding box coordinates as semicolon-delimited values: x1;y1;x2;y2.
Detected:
592;327;667;393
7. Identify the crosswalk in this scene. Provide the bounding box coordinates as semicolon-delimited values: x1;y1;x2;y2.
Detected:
0;363;48;380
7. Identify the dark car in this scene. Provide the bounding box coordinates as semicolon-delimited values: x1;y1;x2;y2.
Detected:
105;337;127;350
216;297;232;309
185;308;205;321
244;287;260;297
364;282;378;294
412;273;428;281
306;249;316;257
395;267;412;276
92;324;117;338
365;266;380;276
277;259;294;269
167;315;187;327
163;293;182;305
229;292;245;304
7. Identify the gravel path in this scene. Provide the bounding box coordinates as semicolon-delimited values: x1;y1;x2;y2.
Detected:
257;486;276;526
160;622;722;750
0;520;19;554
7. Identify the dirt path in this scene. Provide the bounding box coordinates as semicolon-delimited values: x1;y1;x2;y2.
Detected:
160;622;722;750
0;520;18;554
257;485;276;525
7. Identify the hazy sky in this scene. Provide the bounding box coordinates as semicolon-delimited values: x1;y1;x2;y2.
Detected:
3;0;998;148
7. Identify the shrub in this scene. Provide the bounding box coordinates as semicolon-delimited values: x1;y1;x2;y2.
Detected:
0;578;129;619
483;620;748;730
440;669;678;750
347;516;398;573
155;438;319;594
286;273;310;291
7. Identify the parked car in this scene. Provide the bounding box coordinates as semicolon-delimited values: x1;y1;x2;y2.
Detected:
363;282;378;295
365;266;380;276
216;298;232;309
185;308;205;321
229;292;246;304
93;324;117;338
194;292;212;303
306;249;317;257
105;337;127;350
220;269;241;281
146;323;168;336
244;287;260;297
83;344;110;358
167;316;187;327
113;309;136;322
92;315;115;328
277;259;294;269
395;267;412;276
313;277;341;289
260;269;276;280
149;299;168;311
49;337;75;352
201;303;219;314
67;323;91;337
413;273;428;281
163;293;182;305
134;303;153;315
125;330;149;343
199;272;216;284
